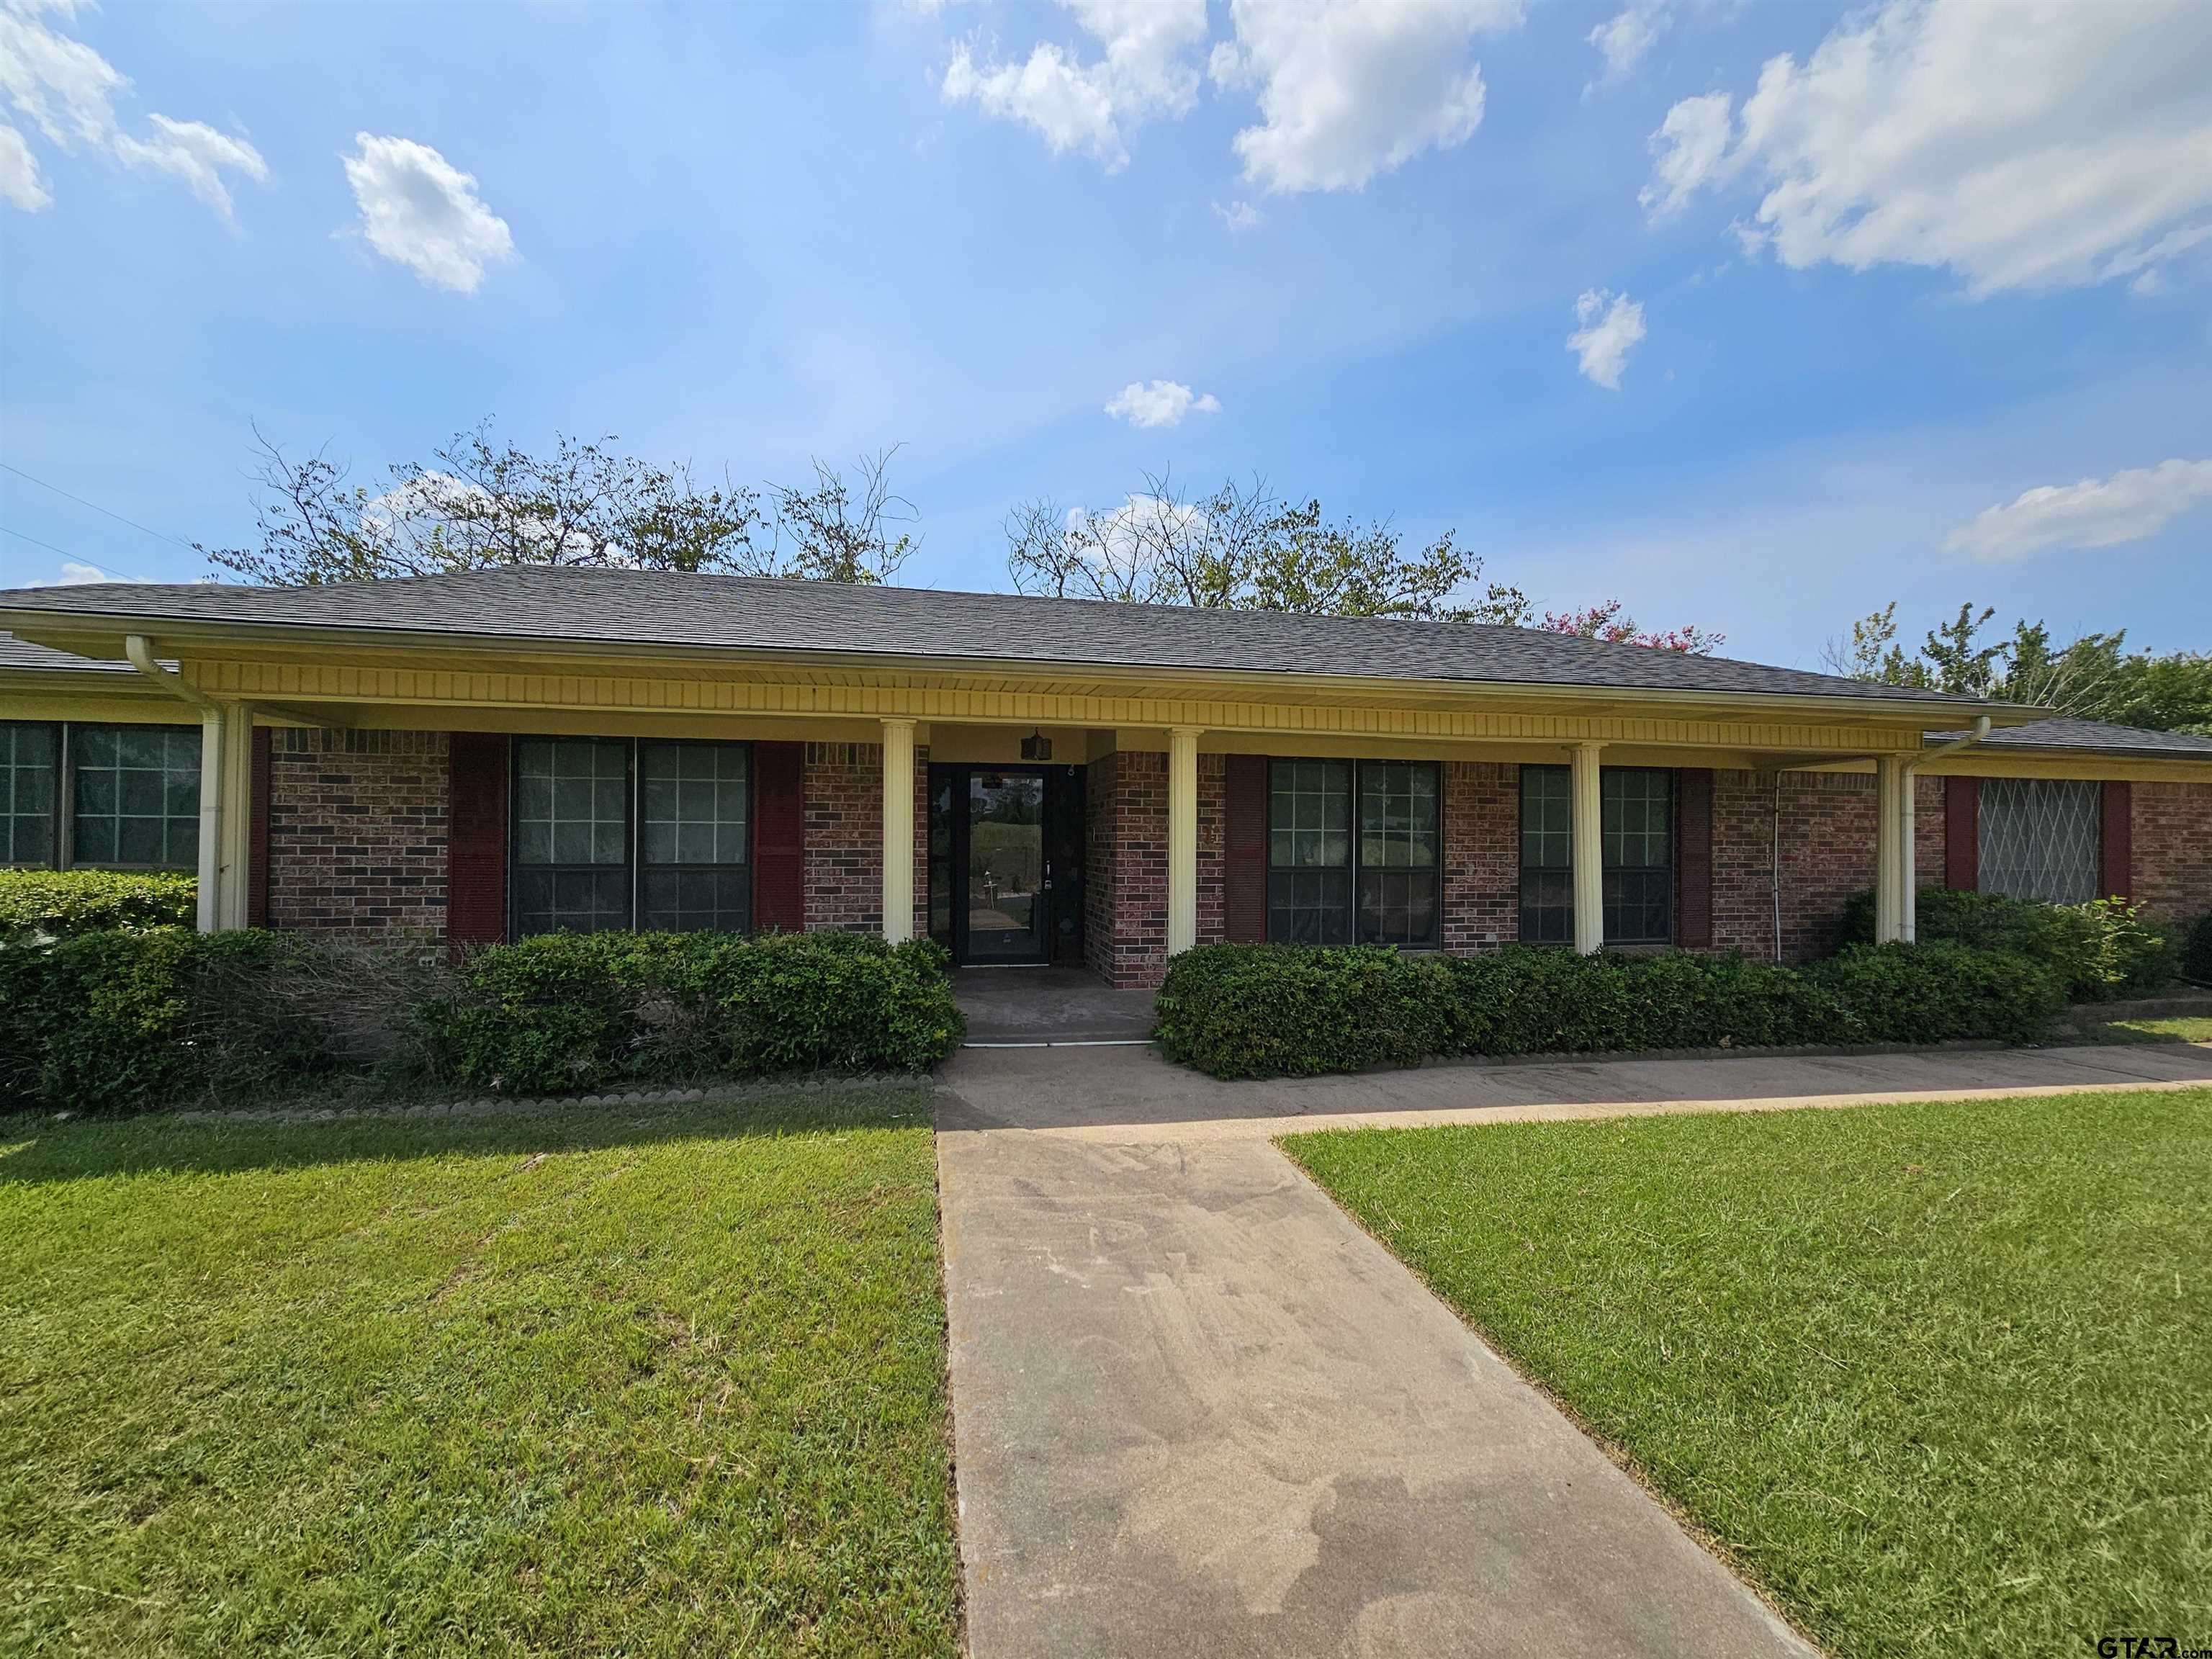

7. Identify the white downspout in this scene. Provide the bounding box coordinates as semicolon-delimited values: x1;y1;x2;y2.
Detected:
1900;715;1991;943
125;634;228;933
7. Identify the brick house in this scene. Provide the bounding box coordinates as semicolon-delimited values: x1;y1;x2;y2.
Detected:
3;570;2208;985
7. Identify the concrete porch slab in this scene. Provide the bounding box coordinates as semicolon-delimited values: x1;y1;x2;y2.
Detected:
954;966;1157;1046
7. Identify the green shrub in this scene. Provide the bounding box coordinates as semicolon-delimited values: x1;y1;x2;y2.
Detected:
416;930;965;1094
1154;939;2066;1080
0;927;333;1112
0;868;197;940
2184;914;2212;984
1840;886;2177;1002
1802;943;2064;1046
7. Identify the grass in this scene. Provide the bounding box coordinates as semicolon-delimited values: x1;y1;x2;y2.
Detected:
0;1088;960;1658
2075;1015;2212;1045
1283;1089;2212;1659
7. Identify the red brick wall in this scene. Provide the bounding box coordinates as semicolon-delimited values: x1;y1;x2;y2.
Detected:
1084;749;1170;986
800;740;927;937
1197;753;1226;947
1443;761;1517;953
265;729;449;948
2132;780;2212;923
1710;770;1947;963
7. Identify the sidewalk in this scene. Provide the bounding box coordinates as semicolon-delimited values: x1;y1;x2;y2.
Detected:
936;1038;2212;1143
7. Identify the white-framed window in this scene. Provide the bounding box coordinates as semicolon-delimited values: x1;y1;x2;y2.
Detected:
0;720;200;871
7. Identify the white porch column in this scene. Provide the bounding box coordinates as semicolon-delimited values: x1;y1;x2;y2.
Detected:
1570;741;1605;956
1900;765;1919;944
880;718;917;944
215;703;253;930
1166;725;1202;958
1874;755;1905;944
194;708;225;932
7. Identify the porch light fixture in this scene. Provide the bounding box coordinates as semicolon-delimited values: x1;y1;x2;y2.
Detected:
1020;729;1053;761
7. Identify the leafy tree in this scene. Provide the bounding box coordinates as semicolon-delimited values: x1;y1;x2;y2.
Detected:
759;446;919;585
1539;600;1725;655
203;422;768;585
1004;472;1719;647
1825;600;2212;734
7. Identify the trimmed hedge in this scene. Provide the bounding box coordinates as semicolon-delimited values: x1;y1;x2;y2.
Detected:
2183;913;2212;986
414;930;966;1095
1154;941;2067;1080
1840;887;2177;1002
0;868;197;940
0;927;332;1112
1;926;966;1114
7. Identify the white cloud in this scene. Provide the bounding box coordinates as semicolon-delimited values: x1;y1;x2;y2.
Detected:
342;133;515;294
1213;197;1262;232
112;114;264;220
1945;458;2212;562
1104;379;1221;428
30;558;150;586
1220;0;1521;194
1645;0;2212;294
940;0;1207;171
1640;90;1731;215
1588;4;1662;79
0;118;45;207
0;0;122;148
1566;288;1645;389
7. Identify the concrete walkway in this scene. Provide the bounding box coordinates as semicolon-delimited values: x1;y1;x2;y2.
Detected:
935;1042;2212;1657
938;1038;2212;1143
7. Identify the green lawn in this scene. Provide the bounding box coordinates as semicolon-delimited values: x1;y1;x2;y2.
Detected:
0;1089;960;1657
1285;1089;2212;1659
2077;1015;2212;1045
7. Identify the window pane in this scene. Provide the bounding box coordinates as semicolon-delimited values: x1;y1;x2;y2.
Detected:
1979;778;2100;904
1359;761;1439;871
1269;760;1352;871
639;867;752;934
69;724;199;870
1602;769;1673;871
513;866;632;935
1268;868;1350;945
1604;869;1673;944
515;739;629;867
1;723;58;866
1519;870;1573;945
1359;868;1438;948
639;742;748;867
1520;765;1572;870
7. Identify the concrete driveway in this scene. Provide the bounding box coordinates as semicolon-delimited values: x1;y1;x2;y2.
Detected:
934;1040;2212;1657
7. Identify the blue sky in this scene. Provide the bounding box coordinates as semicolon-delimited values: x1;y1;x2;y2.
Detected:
3;0;2208;671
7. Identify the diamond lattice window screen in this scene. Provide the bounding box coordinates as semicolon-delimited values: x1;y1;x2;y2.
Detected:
1977;778;2100;904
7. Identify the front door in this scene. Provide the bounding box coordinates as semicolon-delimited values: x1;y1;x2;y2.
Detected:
963;770;1048;963
930;764;1084;966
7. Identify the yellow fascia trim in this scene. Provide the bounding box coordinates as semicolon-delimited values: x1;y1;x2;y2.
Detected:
174;655;1933;757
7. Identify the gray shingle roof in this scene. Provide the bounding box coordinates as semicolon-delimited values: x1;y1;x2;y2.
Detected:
0;567;1995;706
0;631;132;673
1930;716;2212;759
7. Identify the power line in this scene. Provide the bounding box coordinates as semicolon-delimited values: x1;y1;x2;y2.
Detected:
0;522;92;562
0;461;199;552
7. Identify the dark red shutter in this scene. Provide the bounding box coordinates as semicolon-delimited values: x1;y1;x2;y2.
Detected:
447;733;509;956
752;740;806;933
1223;754;1268;943
247;726;272;929
1944;777;1979;891
2099;780;2132;900
1674;768;1714;950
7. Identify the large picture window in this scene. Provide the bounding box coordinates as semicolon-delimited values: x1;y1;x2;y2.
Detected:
511;737;752;938
1978;778;2099;904
1519;765;1676;946
1267;759;1439;947
0;720;199;871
